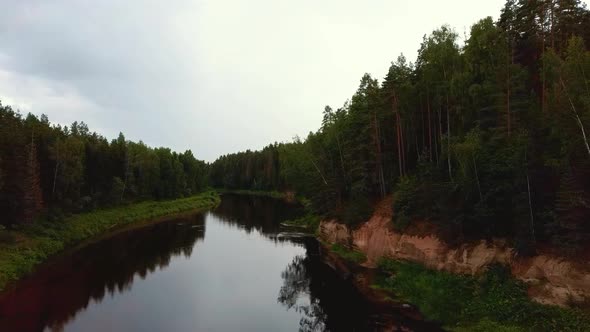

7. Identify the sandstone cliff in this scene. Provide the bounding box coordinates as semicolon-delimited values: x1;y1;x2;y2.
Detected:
319;198;590;307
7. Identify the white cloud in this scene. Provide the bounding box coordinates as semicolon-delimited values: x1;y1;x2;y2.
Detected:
1;0;586;160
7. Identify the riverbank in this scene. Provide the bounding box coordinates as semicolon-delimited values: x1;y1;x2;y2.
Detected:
316;197;590;331
0;191;220;291
318;241;445;331
216;189;301;204
322;236;590;331
376;259;589;331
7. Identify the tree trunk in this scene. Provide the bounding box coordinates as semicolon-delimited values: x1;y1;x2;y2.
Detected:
438;104;443;165
336;134;346;181
561;77;590;158
373;111;385;198
473;153;483;202
393;88;404;178
542;0;547;114
550;0;555;49
121;148;129;203
23;132;43;223
415;120;420;160
52;142;59;198
400;113;406;175
525;150;536;245
507;40;512;137
446;94;453;182
420;95;426;154
427;90;433;162
310;159;328;186
396;114;403;178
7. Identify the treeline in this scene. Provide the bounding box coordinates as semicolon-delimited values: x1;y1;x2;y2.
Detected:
209;146;281;191
0;104;208;227
210;0;590;254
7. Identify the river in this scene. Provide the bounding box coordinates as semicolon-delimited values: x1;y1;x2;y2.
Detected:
0;194;438;332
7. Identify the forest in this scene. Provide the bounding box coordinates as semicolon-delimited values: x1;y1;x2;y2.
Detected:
1;0;590;255
0;105;209;227
209;0;590;254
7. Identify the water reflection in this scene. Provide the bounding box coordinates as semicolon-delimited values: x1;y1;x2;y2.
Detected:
213;194;303;236
0;214;205;332
0;194;436;332
279;255;328;332
278;239;374;332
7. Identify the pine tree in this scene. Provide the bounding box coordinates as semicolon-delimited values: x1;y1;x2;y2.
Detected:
22;133;44;223
0;157;3;193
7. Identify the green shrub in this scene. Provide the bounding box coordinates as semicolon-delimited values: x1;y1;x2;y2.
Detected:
375;259;590;331
453;319;525;332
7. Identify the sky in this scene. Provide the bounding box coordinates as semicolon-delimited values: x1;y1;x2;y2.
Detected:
1;0;587;162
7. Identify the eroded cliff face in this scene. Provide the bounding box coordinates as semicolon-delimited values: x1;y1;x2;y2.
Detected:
319;200;590;308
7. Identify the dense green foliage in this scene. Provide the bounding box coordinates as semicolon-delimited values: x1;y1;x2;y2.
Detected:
375;259;590;331
0;106;209;227
0;191;219;290
210;0;590;253
1;5;590;328
209;146;281;191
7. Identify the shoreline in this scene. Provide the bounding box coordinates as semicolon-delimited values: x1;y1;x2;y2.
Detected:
216;189;300;204
317;220;590;332
0;191;220;291
274;196;590;331
320;235;590;331
220;192;590;330
11;190;586;330
318;241;445;331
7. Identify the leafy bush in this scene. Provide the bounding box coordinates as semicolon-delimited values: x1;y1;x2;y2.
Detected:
453;319;525;332
375;259;590;331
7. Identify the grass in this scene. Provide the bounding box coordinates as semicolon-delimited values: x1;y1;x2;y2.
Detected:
0;191;220;291
330;243;367;264
374;258;590;332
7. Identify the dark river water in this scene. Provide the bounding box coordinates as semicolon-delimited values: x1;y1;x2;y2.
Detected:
0;194;436;332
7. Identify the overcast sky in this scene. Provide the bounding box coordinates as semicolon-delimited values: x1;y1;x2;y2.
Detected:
1;0;587;161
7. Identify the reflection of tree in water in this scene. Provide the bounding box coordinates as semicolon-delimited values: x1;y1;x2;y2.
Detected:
278;240;371;332
0;213;206;332
279;255;309;309
278;255;327;332
212;194;302;237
